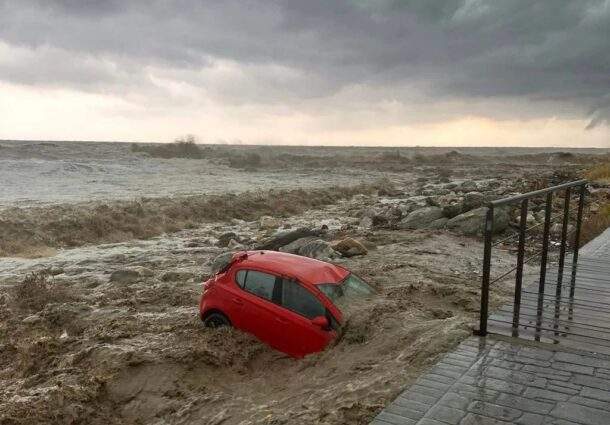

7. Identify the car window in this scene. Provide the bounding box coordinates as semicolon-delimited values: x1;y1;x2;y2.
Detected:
282;279;326;319
242;270;276;301
235;270;247;288
317;274;375;308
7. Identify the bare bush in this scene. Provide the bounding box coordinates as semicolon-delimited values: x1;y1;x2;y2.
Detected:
0;181;390;257
131;135;205;159
581;202;610;244
12;272;68;312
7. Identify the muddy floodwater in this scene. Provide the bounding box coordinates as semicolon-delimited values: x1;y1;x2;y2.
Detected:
1;141;608;424
0;141;378;207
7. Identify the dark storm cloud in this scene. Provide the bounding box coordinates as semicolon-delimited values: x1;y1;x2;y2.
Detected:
0;0;608;126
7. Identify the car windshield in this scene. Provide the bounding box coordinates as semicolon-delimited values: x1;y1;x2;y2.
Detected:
317;274;375;308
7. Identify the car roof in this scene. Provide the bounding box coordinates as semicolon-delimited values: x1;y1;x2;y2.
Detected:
233;250;349;285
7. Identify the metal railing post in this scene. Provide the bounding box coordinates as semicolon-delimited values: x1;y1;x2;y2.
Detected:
475;179;587;342
512;199;528;337
569;183;586;318
476;206;494;336
535;192;553;341
553;187;571;337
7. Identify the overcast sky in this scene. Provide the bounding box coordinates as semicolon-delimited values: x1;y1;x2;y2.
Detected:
0;0;609;147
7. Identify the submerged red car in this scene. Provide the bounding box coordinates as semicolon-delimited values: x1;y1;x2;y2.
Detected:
199;250;374;357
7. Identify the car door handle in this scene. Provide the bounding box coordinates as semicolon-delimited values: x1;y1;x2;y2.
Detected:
275;317;289;324
232;298;243;305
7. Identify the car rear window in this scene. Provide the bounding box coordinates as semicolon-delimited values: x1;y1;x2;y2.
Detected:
238;270;276;301
281;279;325;319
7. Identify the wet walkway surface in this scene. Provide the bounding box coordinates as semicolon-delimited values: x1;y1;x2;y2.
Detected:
487;255;610;355
371;228;610;425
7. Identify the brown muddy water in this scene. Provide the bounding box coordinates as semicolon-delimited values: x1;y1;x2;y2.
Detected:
1;141;608;424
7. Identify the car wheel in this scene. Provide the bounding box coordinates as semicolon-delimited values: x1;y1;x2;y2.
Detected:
203;312;231;328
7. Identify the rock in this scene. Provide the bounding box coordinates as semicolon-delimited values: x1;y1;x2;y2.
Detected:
399;206;444;229
216;232;237;247
428;217;449;230
109;269;141;284
377;186;403;197
462;192;485;212
317;218;343;230
330;237;368;257
446;207;509;236
458;180;478;192
297;240;339;261
46;267;65;276
359;208;390;229
359;216;374;229
409;195;430;207
442;203;463;219
279;237;318;254
259;216;280;229
227;239;246;250
210;252;235;274
551;223;575;237
526;212;537;226
256;227;325;251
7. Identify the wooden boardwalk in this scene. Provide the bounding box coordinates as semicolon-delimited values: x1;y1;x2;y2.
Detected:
488;255;610;355
370;227;610;425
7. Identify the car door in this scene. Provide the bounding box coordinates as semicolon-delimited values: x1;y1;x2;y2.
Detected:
277;278;337;357
231;268;287;352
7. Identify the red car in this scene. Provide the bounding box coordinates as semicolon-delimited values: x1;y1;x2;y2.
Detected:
199;250;375;357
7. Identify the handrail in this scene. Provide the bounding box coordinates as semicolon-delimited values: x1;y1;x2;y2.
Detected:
487;180;588;208
489;179;587;207
475;179;587;337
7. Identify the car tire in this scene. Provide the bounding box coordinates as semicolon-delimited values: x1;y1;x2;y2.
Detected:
203;312;231;328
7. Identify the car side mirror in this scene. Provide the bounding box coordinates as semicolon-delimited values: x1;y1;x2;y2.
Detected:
311;315;329;329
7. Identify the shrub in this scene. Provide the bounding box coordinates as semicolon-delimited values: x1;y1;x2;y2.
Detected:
586;163;610;184
13;272;68;312
131;135;204;159
580;202;610;244
228;152;262;170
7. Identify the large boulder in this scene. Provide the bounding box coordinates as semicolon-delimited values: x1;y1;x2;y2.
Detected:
297;240;339;261
462;192;486;212
279;236;318;254
442;203;463;219
458;180;478;192
359;211;388;229
399;206;444;229
210;251;235;274
446;207;509;236
259;216;281;229
398;196;430;215
330;237;368;257
216;232;237;247
256;227;324;251
359;207;398;229
428;217;449;230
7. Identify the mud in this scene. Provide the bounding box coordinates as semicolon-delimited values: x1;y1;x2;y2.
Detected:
1;144;609;424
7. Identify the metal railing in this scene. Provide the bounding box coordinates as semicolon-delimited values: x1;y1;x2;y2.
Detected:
475;179;587;337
